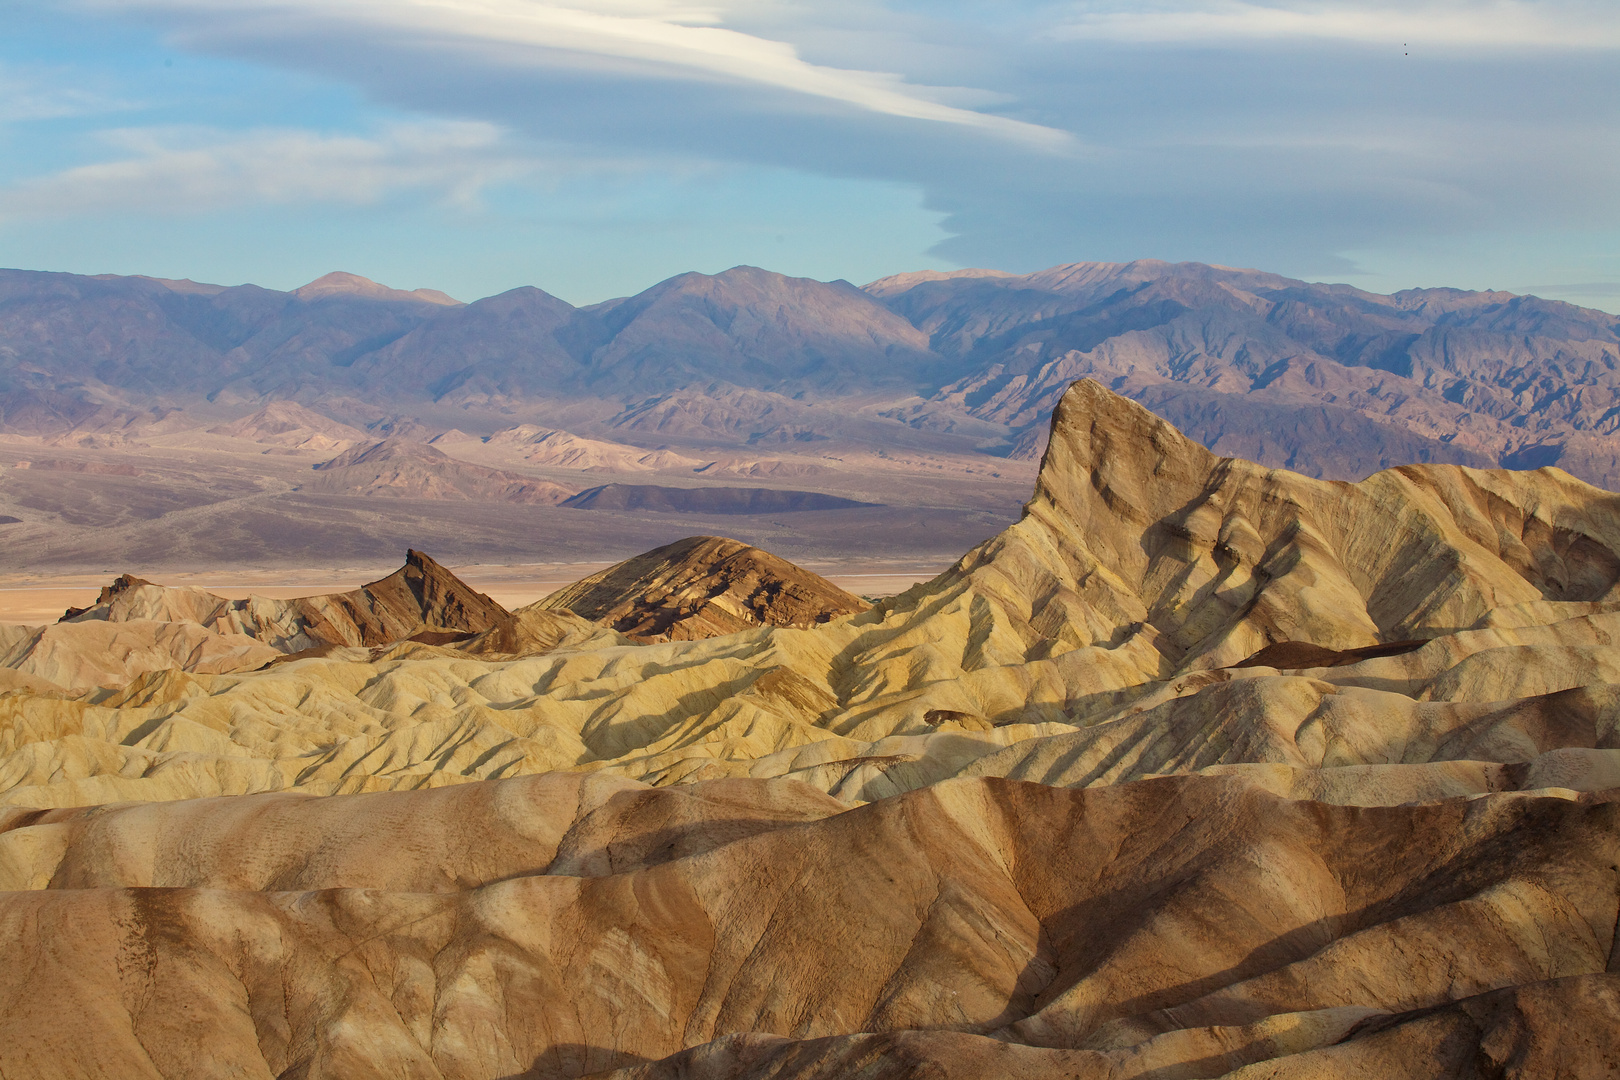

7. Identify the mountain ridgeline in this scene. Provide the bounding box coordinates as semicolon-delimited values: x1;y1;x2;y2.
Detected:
2;261;1618;485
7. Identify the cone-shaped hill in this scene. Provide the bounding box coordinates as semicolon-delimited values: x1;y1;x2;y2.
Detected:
537;535;870;641
4;380;1620;1076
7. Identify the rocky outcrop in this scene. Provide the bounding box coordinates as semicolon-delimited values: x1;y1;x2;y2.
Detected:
930;377;1620;676
49;549;514;670
538;534;870;641
295;546;513;647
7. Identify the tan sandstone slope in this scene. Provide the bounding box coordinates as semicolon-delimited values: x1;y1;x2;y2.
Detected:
2;379;1620;1077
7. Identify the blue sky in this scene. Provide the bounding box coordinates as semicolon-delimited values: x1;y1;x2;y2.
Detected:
1;1;1616;310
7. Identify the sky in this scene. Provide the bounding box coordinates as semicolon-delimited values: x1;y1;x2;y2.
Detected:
0;0;1616;310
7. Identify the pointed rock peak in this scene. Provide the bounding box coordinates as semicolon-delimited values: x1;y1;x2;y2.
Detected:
1031;379;1212;527
60;573;155;621
100;573;154;602
403;549;511;631
352;550;511;641
538;535;869;642
293;271;461;306
427;428;478;445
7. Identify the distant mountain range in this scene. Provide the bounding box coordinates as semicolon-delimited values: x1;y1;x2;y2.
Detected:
3;260;1618;486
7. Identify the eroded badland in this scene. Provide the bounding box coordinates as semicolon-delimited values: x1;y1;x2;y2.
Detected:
1;379;1619;1077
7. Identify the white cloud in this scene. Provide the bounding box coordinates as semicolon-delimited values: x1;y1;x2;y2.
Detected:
107;0;1073;149
0;66;134;124
0;121;525;216
1056;1;1620;49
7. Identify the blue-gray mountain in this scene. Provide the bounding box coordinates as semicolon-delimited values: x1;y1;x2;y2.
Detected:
2;260;1617;485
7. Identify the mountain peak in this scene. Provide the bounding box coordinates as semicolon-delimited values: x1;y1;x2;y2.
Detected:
862;267;1015;298
293;271;461;306
537;534;870;641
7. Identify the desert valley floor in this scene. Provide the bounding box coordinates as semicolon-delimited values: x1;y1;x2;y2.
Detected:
2;380;1619;1078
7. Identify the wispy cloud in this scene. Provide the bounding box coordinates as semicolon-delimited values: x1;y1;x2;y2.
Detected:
1056;1;1620;49
106;0;1073;149
11;1;1615;301
0;121;523;216
0;65;134;124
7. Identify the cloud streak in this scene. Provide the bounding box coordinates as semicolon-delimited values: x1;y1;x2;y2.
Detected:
0;65;132;124
1056;1;1620;49
0;121;523;216
113;0;1073;149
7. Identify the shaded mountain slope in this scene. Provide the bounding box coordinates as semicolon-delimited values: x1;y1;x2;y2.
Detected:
1134;383;1496;473
599;973;1620;1080
6;260;1620;488
0;268;456;412
875;259;1620;484
350;284;584;404
536;534;870;641
574;265;941;394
